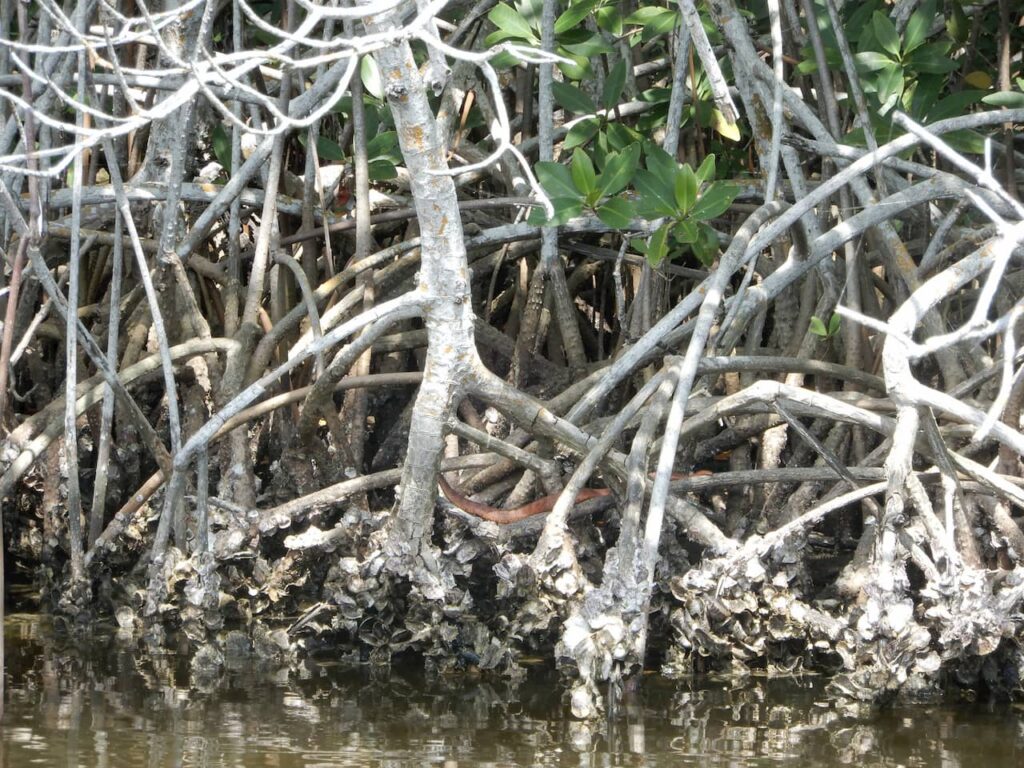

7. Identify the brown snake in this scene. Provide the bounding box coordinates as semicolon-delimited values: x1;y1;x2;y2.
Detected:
438;470;712;525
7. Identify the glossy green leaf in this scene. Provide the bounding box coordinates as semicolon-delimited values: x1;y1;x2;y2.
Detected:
674;164;698;213
903;0;934;55
367;159;397;181
876;63;905;113
689;182;738;221
855;51;896;72
871;11;900;58
602;59;627;110
597;143;640;197
562;35;614;58
571;148;597;195
555;0;600;35
535;161;581;200
489;3;536;41
943;129;986;154
643;143;678;189
317;135;347;162
844;2;877;45
909;43;959;74
982;91;1024;109
646;222;670;267
366;131;397;158
211;123;231;171
925;89;984;121
809;316;828;337
528;197;584;226
624;6;678;36
634;168;678;218
604;122;643;150
695;154;716;184
946;1;968;45
596;197;636;228
637;86;672;105
595;5;623;36
564;117;601;149
692;223;719;267
828;312;841;336
552;81;597;115
673;219;698;244
557;54;591;81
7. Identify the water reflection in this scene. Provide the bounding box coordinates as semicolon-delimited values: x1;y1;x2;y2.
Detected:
2;614;1024;767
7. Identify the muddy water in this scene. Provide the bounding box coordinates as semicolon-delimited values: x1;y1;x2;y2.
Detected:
2;615;1024;767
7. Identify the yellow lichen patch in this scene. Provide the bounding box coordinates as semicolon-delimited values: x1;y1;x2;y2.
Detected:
438;216;447;236
409;125;424;149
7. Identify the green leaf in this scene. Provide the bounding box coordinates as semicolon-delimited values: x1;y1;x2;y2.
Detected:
557;50;592;81
597;143;640;197
908;73;945;120
624;7;678;36
695;154;716;184
314;135;346;162
595;5;622;36
604;122;642;150
638;86;672;105
211;123;231;171
528;197;583;226
526;205;548;226
489;3;536;42
855;51;896;72
596;197;636;228
300;132;347;162
876;63;905;114
827;312;841;336
871;12;900;58
602;59;628;110
361;57;384;100
643;143;678;189
946;1;968;45
673;219;698;244
571;148;598;195
562;35;614;58
809;316;828;337
943;129;986;154
564;117;601;149
535;161;581;200
926;89;984;121
692;223;719;267
844;3;876;45
908;43;958;74
903;0;934;55
552;81;597;115
982;92;1024;109
555;0;599;35
367;159;397;181
366;130;397;158
634;168;678;218
689;182;738;221
646;223;670;267
674;164;698;213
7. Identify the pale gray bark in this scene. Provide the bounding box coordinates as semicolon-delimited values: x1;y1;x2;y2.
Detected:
351;3;479;589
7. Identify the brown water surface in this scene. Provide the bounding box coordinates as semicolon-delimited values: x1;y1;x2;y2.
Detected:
3;614;1024;767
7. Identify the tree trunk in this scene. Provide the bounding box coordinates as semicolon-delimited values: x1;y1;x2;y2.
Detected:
362;7;478;588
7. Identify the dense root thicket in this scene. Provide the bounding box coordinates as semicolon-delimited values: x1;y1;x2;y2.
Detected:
0;0;1023;717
